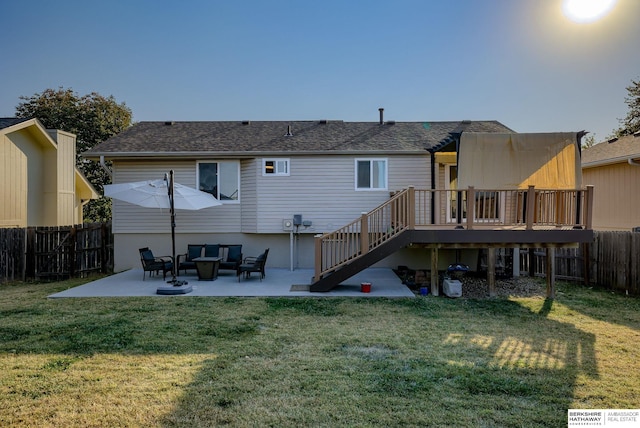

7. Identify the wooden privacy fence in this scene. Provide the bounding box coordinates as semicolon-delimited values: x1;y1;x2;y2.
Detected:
522;231;640;296
0;222;113;282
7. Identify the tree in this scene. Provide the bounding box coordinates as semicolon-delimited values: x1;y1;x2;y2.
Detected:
582;134;596;149
616;77;640;137
15;88;132;222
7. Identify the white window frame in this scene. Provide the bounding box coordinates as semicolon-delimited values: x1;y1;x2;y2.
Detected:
355;158;388;191
196;160;240;203
262;158;290;176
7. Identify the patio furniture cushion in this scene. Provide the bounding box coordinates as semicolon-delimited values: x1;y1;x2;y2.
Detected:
219;245;242;271
204;244;220;258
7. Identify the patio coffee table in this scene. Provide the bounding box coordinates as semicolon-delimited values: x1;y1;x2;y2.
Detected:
193;257;222;281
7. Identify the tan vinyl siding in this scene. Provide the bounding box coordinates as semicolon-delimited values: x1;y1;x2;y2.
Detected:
254;155;430;234
51;131;76;225
111;155;431;235
240;159;258;232
0;133;28;227
111;160;241;234
583;163;640;231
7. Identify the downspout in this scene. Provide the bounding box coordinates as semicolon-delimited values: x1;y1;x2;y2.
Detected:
100;155;113;179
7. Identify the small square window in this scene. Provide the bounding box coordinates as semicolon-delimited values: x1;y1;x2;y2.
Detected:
263;158;290;176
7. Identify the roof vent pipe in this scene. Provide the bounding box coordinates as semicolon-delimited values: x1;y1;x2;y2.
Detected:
379;108;384;125
285;125;293;136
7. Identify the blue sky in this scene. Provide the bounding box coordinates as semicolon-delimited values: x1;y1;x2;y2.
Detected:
1;0;638;142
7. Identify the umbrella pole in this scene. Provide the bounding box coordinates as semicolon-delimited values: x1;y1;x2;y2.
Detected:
168;170;185;286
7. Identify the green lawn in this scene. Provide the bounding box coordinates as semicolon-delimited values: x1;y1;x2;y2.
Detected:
0;277;638;427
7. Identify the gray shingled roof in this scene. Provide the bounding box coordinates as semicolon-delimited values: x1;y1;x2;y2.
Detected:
84;120;514;158
0;117;31;130
582;132;640;166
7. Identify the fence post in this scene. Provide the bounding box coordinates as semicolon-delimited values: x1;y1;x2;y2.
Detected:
101;223;108;274
25;227;35;280
585;185;594;230
69;226;77;278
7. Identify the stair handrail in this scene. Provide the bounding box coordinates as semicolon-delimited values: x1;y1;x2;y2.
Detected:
313;187;414;281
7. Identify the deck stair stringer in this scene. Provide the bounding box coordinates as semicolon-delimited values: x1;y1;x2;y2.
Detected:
309;230;413;292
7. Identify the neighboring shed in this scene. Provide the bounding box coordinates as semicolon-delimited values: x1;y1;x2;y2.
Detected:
0;118;98;227
581;132;640;231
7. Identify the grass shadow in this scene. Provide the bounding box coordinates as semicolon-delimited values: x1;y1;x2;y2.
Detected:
159;297;600;427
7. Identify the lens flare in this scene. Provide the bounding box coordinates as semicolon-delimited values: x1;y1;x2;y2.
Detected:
562;0;617;23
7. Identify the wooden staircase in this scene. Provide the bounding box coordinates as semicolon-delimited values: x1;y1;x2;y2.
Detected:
310;187;415;292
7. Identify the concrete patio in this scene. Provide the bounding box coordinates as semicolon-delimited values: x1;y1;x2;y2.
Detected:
48;267;415;298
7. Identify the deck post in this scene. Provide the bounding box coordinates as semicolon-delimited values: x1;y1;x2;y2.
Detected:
487;247;497;297
546;247;556;298
585;185;594;230
526;185;535;230
360;213;369;255
430;248;439;296
466;186;475;230
513;248;520;277
313;235;322;282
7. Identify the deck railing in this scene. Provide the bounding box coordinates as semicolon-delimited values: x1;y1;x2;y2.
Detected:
313;186;593;281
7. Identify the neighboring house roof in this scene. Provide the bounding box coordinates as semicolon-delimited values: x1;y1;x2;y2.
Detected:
582;132;640;168
84;119;514;158
0;117;31;129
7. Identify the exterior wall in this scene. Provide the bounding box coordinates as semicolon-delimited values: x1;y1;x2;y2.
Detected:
253;154;430;235
41;145;58;226
110;154;431;271
583;163;640;231
114;231;460;272
111;154;430;235
2;129;52;227
240;159;258;232
0;132;28;227
1;122;91;228
110;160;242;233
49;130;77;225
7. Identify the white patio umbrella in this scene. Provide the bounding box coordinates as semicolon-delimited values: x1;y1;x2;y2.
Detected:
104;170;221;285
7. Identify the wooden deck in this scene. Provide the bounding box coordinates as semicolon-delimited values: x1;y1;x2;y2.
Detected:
311;186;594;293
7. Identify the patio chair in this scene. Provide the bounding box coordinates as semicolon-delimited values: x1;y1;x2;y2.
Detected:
219;245;243;273
177;244;204;274
238;248;269;282
139;247;173;281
